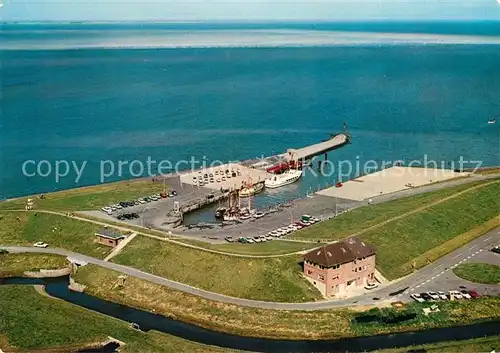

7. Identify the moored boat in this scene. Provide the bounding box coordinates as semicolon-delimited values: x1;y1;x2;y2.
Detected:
264;169;303;189
239;182;264;198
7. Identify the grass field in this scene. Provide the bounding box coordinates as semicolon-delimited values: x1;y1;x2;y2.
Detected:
453;263;500;284
0;285;234;353
375;335;500;353
291;179;494;241
0;178;165;212
0;212;112;259
0;253;68;277
177;239;320;255
112;236;322;302
363;181;500;279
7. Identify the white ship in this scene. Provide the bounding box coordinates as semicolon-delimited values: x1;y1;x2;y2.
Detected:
264;169;303;189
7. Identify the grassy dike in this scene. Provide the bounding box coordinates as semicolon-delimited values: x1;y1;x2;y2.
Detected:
0;211;112;258
0;178;165;212
0;285;237;353
291;179;493;241
111;236;322;303
0;253;69;277
374;335;500;353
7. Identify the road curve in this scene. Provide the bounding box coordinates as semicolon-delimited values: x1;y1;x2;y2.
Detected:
2;227;498;311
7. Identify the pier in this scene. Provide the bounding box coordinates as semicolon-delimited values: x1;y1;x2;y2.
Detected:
285;133;349;161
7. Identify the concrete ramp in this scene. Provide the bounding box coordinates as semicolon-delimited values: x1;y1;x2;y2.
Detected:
318;167;468;201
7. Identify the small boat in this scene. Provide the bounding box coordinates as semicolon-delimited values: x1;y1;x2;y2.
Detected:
253;212;265;219
239;214;251;220
265;169;303;189
488;118;496;124
215;207;227;219
239;182;264;198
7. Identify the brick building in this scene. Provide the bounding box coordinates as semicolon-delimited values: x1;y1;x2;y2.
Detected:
303;237;376;296
95;228;125;247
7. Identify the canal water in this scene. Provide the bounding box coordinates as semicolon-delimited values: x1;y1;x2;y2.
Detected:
2;276;500;352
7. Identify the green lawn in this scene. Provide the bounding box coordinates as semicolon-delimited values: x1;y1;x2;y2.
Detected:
112;236;322;302
0;285;234;353
291;179;493;241
363;181;500;279
0;212;112;259
453;263;500;284
177;239;320;255
0;253;68;277
0;178;165;212
375;335;500;353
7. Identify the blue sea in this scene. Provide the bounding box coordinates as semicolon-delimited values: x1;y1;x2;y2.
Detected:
1;21;500;200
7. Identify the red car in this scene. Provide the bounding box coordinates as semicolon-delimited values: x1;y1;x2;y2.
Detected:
468;290;480;299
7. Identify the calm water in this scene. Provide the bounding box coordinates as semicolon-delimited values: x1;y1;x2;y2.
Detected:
1;22;500;199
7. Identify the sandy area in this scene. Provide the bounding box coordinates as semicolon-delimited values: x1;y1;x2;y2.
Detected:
179;162;270;190
317;167;469;201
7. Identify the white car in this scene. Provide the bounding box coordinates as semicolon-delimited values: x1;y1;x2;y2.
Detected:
247;238;255;243
33;242;49;248
437;291;448;300
449;290;463;300
410;293;425;303
427;291;440;301
265;236;273;241
460;291;472;299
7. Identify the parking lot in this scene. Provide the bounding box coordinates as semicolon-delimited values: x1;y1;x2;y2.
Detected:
179;162;270;191
389;230;500;303
83;175;226;231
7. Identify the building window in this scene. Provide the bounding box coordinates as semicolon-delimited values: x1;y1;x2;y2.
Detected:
319;275;325;280
332;276;339;280
307;270;312;275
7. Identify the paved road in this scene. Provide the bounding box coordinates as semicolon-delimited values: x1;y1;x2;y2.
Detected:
3;227;498;310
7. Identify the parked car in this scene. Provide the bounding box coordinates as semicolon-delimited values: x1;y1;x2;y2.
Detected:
420;293;432;301
33;242;49;248
437;291;448;300
410;293;425;303
460;290;472;299
468;290;480;299
364;283;379;290
491;245;500;254
426;291;440;301
448;290;463;300
225;236;234;243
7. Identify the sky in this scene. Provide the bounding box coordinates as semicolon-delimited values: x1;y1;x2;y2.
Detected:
1;0;500;22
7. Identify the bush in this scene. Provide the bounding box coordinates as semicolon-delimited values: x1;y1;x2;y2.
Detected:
353;307;417;325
